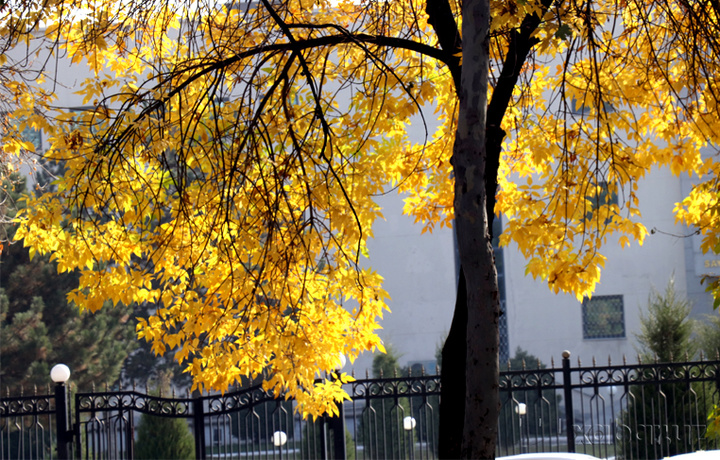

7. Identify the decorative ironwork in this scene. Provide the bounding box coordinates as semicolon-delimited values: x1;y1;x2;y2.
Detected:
204;383;279;416
499;369;558;391
348;375;441;400
75;390;193;417
4;357;720;460
0;394;54;417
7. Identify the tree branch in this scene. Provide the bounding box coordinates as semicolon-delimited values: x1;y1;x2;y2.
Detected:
425;0;462;90
485;0;559;234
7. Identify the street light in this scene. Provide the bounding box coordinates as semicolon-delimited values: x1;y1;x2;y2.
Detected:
335;353;346;371
327;353;347;460
51;364;72;460
272;431;287;460
403;416;416;460
272;430;287;446
516;403;527;451
51;364;71;383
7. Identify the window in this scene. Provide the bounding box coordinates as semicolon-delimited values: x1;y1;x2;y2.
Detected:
582;295;625;339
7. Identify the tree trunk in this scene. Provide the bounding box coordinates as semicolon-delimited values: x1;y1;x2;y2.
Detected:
438;266;467;459
451;0;499;458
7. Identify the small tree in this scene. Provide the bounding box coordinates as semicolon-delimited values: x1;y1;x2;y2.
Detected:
696;314;720;360
134;375;195;460
620;280;709;459
497;348;561;449
636;280;696;362
354;345;415;459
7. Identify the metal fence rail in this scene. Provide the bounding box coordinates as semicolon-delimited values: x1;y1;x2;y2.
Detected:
3;353;720;459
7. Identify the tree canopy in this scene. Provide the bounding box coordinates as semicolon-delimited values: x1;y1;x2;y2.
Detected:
4;0;720;456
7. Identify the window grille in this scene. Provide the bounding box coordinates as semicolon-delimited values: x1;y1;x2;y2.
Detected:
582;294;625;339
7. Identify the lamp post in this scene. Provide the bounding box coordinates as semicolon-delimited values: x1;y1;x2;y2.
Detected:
272;430;287;460
403;416;416;460
51;364;72;460
516;402;527;452
329;353;347;460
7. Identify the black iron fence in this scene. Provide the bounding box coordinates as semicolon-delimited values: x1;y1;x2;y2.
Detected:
2;353;720;459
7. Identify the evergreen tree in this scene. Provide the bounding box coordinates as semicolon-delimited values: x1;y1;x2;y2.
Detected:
134;374;195;460
636;280;696;362
696;314;720;360
620;280;709;459
354;345;415;459
0;176;136;393
497;348;561;449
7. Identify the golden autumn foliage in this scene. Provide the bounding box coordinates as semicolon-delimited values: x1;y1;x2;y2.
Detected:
3;0;720;417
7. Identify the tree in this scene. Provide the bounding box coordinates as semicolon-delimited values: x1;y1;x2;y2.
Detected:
620;280;710;459
0;176;136;393
7;0;720;457
497;348;561;450
697;314;720;359
134;374;195;460
355;345;415;459
636;280;696;363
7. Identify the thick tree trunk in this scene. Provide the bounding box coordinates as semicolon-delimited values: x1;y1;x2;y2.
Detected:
438;266;467;459
451;0;499;458
433;0;555;456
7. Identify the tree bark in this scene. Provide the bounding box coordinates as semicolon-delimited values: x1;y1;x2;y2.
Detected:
451;0;499;458
438;266;467;459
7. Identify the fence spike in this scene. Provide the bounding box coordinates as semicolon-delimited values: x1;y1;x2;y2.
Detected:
365;369;369;379
421;365;426;376
393;367;398;378
716;349;720;360
536;358;541;369
379;368;384;378
172;386;176;398
623;354;627;365
132;380;136;392
506;359;511;371
551;356;555;368
521;358;526;370
92;382;96;393
351;369;356;378
105;381;109;392
577;356;582;367
685;351;690;361
637;354;642;365
654;353;659;364
608;355;612;366
34;385;37;396
592;356;597;366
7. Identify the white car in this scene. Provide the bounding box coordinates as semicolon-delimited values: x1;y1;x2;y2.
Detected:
665;452;720;459
496;454;603;460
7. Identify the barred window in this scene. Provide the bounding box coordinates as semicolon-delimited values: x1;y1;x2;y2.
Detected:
582;295;625;339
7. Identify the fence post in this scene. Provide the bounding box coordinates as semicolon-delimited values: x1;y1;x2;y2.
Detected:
51;364;72;460
330;402;347;460
562;350;575;453
193;396;206;460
